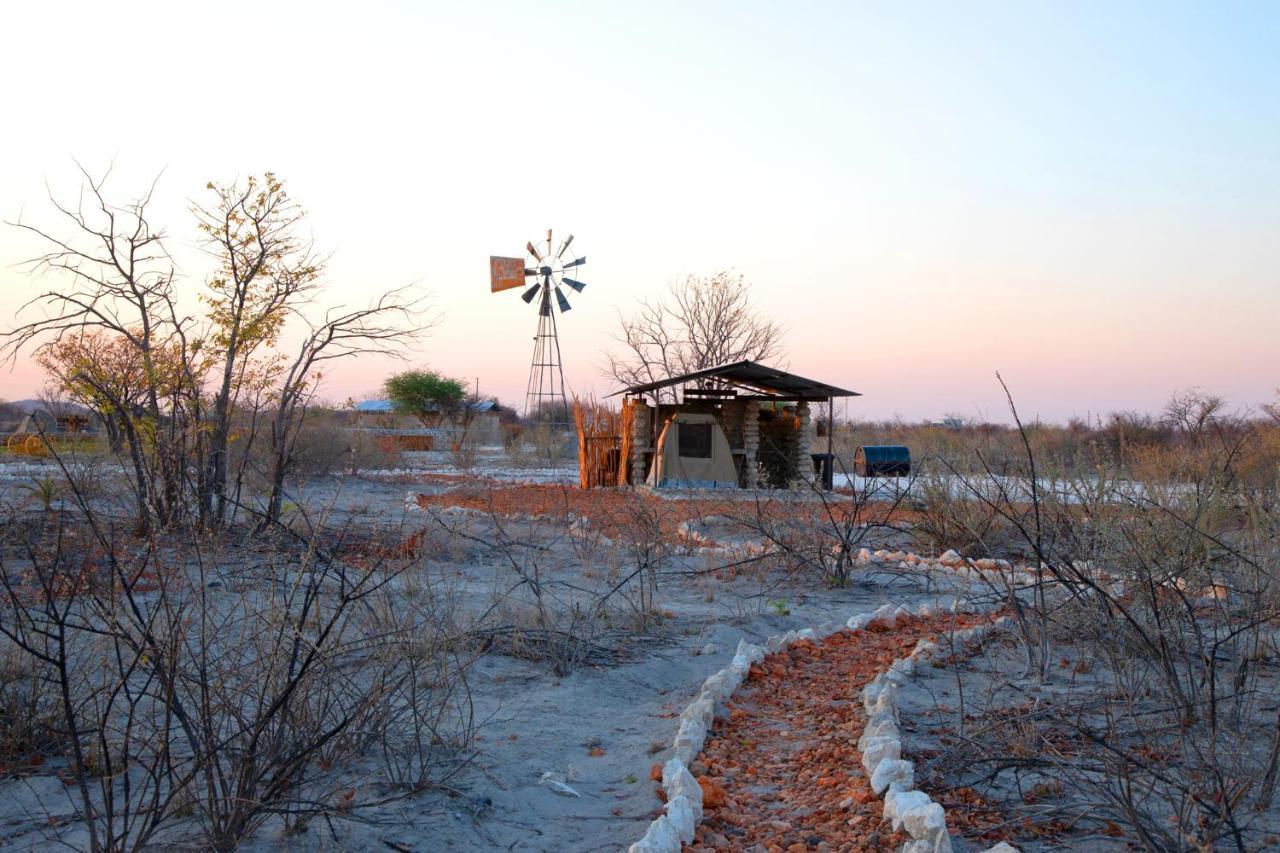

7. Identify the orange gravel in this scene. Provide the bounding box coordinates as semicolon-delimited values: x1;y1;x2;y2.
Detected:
679;614;985;853
414;482;920;546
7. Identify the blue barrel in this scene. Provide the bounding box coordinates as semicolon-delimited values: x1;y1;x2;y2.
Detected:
854;445;910;477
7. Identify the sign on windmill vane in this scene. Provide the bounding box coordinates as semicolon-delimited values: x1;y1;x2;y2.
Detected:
489;256;526;293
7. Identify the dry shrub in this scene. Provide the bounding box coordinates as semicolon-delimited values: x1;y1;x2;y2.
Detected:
922;386;1280;850
0;511;477;851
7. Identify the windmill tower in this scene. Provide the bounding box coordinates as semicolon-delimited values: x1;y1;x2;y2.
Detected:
489;229;587;423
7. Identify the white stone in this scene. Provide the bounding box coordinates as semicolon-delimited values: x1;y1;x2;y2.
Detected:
978;845;1020;853
797;627;818;641
847;611;875;631
912;640;940;659
860;735;901;775
735;638;765;664
890;657;916;677
858;714;899;749
863;678;898;718
870;758;913;795
883;788;931;829
628;815;682;853
701;643;718;656
901;801;948;843
665;795;697;843
869;602;899;628
661;758;703;820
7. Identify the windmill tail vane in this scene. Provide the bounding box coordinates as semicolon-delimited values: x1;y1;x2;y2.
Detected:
488;229;588;423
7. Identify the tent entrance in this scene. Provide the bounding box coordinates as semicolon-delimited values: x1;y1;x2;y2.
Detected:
646;412;736;489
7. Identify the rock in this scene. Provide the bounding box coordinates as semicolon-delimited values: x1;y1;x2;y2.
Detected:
628;815;682;853
858;714;899;749
869;758;913;795
847;611;875;631
662;758;703;820
701;643;718;656
978;845;1020;853
868;603;898;629
697;775;727;808
860;735;901;775
883;788;931;829
665;795;697;844
901;801;948;844
911;640;940;659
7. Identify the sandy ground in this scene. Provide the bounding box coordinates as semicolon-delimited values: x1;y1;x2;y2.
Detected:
0;453;964;852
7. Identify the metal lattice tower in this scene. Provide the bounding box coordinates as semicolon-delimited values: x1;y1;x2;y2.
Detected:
524;279;570;424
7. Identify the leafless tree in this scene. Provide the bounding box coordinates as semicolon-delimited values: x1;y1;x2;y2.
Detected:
259;289;427;528
4;164;429;533
604;271;784;400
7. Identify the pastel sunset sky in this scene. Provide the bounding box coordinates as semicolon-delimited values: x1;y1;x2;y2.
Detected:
2;1;1277;422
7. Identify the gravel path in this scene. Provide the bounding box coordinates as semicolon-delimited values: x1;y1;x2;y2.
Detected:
683;615;981;852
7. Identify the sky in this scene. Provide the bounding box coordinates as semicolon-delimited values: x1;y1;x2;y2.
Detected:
1;1;1277;423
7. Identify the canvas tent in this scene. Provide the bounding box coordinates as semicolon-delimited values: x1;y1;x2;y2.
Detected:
646;412;737;488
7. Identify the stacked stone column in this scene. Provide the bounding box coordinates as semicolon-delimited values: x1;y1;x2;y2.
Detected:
630;402;652;485
743;400;760;488
791;401;812;489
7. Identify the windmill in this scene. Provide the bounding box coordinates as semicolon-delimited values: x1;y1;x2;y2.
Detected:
489;229;587;423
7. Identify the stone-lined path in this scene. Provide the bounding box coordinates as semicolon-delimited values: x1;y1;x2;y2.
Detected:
679;614;982;852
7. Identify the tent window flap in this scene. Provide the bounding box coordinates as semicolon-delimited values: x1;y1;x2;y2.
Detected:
678;422;713;458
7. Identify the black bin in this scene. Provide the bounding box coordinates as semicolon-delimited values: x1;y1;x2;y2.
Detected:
810;452;834;490
854;445;910;477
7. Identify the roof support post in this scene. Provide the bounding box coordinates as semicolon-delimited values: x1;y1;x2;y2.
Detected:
743;399;760;489
791;401;812;490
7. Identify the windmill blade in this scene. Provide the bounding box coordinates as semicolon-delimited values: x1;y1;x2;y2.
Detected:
526;241;543;262
562;256;586;268
540;294;552;316
521;283;542;304
524;268;539;276
563;277;586;293
546;228;553;257
556;234;574;258
554;287;571;313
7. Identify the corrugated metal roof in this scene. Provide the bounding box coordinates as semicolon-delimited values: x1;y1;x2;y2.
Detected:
612;360;859;400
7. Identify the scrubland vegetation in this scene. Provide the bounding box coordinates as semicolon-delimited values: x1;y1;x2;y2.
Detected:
0;169;1276;853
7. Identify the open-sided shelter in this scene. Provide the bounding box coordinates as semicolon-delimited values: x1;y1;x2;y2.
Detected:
612;360;859;490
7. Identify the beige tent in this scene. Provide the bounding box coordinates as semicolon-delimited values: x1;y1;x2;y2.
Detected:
646;412;737;489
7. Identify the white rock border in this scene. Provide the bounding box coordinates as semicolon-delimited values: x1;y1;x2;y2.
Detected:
628;601;1019;853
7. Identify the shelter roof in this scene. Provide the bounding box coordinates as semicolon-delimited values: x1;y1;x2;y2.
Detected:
611;360;859;401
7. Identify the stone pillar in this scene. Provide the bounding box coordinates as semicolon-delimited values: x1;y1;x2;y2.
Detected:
791;402;812;489
631;403;651;486
743;400;760;489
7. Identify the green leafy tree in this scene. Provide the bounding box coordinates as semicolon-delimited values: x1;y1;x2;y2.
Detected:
384;369;468;427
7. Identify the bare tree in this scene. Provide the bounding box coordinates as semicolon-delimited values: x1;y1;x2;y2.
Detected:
5;164;428;533
4;164;194;534
259;289;428;528
604;271;784;400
